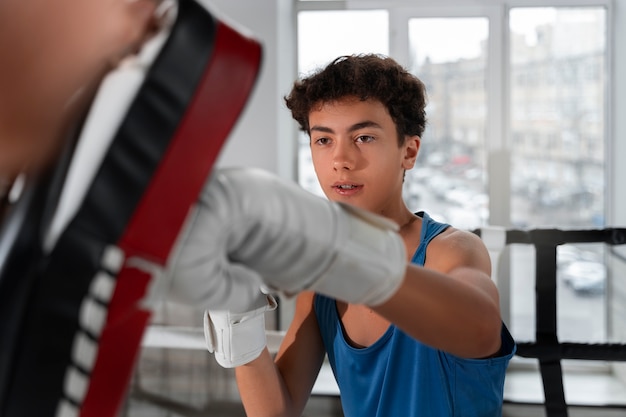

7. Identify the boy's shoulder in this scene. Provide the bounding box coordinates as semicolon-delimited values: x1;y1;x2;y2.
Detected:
433;225;485;249
426;225;489;268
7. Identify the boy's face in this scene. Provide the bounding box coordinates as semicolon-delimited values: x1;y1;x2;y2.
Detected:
308;97;419;215
0;0;158;176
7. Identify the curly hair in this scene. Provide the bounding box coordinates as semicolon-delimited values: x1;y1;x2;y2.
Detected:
284;54;427;145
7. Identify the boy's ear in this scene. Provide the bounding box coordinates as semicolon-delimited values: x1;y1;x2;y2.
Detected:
402;135;420;169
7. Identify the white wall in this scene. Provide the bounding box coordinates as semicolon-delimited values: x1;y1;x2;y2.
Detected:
203;0;297;181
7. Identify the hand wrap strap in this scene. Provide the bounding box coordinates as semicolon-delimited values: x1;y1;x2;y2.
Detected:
204;293;277;368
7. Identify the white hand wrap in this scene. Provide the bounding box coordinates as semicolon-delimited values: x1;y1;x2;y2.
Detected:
204;292;277;368
169;167;406;309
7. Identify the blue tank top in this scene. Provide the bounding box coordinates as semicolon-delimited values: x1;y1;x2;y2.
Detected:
314;211;516;417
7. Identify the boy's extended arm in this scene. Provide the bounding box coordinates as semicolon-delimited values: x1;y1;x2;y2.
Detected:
172;167;501;362
374;230;503;358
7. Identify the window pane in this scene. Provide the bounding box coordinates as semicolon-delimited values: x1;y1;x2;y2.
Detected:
297;10;388;75
297;10;388;198
509;7;608;344
509;7;606;229
407;18;489;230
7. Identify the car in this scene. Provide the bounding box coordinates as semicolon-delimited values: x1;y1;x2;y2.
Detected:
559;260;606;295
557;245;600;267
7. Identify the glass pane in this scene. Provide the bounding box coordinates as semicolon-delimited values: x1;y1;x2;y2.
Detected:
509;7;607;343
407;18;489;230
510;244;536;342
297;10;388;197
509;7;606;229
557;243;606;342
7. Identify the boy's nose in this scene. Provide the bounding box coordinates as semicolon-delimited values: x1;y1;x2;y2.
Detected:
332;141;356;170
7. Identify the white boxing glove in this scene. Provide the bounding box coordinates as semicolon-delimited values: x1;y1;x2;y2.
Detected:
204;291;277;368
168;167;406;310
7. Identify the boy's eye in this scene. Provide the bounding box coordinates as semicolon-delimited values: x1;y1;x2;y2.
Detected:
356;135;375;143
313;137;331;146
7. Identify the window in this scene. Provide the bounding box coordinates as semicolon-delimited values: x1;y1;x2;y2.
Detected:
296;9;388;198
508;6;608;345
406;17;489;231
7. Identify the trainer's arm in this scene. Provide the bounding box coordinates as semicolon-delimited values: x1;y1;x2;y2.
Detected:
236;291;325;417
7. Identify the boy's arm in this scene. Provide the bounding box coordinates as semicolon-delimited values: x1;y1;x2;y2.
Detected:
374;229;503;359
171;167;500;359
236;291;326;417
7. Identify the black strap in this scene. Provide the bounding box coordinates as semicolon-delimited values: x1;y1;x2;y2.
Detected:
539;359;568;417
535;243;567;417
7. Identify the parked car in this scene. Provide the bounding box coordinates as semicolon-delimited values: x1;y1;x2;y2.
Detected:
557;245;600;267
559;260;606;295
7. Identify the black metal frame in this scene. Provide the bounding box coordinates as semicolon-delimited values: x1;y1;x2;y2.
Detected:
474;227;626;417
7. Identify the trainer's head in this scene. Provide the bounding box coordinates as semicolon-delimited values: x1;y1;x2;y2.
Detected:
0;0;159;177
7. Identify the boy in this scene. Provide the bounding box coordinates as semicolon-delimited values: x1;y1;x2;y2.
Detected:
204;54;515;416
